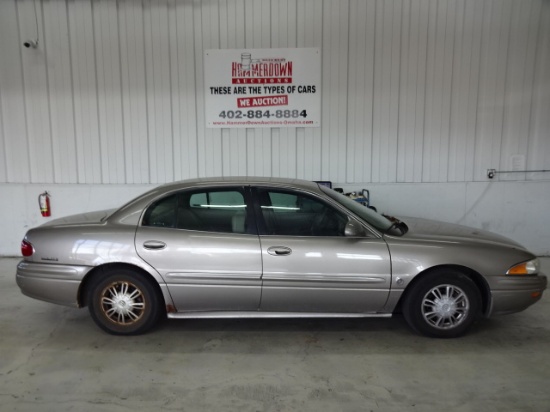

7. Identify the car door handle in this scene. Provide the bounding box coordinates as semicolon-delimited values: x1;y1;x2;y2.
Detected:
143;240;167;250
267;246;292;256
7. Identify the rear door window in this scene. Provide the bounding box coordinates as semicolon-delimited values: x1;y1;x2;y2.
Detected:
143;188;251;234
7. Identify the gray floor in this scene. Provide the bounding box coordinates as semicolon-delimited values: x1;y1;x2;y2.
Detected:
1;258;549;412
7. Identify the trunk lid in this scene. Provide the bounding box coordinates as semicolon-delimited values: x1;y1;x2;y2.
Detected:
40;209;116;227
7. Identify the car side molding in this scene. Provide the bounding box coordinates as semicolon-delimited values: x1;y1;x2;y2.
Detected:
167;311;393;319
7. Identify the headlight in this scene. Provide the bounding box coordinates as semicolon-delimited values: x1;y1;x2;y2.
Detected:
506;258;540;275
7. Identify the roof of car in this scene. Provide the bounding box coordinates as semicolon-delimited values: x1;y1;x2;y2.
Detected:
158;176;321;192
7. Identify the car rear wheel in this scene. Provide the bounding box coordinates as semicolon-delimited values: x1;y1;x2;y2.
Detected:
87;268;162;335
402;269;481;338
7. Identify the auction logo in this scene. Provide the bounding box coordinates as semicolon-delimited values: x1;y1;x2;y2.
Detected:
232;53;293;84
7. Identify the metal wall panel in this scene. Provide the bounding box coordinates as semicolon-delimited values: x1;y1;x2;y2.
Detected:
447;0;482;183
529;0;550;180
0;0;30;182
68;0;102;183
0;0;549;185
119;0;150;183
18;0;55;183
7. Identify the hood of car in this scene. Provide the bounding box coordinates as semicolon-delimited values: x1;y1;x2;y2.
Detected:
399;216;525;249
40;209;116;227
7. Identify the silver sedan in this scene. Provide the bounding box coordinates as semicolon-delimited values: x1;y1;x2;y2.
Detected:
16;177;547;338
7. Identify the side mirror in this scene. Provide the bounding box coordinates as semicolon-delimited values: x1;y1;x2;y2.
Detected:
344;219;366;237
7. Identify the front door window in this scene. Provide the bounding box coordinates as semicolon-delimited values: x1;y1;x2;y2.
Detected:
257;189;348;236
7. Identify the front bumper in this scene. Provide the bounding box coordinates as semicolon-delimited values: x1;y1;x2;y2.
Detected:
487;273;547;316
16;261;92;307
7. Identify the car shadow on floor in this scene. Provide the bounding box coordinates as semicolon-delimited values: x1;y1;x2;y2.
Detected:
16;300;550;358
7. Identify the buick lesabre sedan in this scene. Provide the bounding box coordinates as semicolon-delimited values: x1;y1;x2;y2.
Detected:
17;177;547;338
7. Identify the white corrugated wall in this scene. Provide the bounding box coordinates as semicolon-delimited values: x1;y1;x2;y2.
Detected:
1;0;550;256
1;0;548;185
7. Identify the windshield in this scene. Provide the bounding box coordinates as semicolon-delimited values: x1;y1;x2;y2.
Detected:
319;185;394;232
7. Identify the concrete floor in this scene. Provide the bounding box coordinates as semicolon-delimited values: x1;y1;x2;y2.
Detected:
1;258;549;412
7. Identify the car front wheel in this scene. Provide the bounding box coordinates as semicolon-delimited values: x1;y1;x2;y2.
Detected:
87;268;162;335
402;270;481;338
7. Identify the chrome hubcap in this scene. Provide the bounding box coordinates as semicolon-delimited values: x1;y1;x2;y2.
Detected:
100;281;145;325
421;284;470;330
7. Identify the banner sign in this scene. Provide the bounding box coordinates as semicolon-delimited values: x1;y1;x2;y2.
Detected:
204;48;321;128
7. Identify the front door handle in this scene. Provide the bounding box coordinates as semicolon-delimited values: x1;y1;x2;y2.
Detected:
143;240;167;250
267;246;292;256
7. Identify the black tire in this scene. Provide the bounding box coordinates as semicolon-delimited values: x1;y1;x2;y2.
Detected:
87;268;162;335
402;269;481;338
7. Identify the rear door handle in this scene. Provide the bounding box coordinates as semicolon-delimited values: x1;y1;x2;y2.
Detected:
143;240;167;250
267;246;292;256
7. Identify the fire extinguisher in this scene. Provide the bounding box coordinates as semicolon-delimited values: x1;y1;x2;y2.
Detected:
38;191;51;217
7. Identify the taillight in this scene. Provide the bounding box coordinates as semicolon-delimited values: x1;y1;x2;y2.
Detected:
21;240;33;257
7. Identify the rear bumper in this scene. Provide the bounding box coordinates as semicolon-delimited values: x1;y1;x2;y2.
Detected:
16;260;92;307
487;273;547;316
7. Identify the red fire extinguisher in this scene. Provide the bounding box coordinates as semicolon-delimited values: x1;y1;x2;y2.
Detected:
38;191;51;217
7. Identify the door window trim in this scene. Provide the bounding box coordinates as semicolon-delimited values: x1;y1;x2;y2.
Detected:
250;186;373;238
140;185;259;235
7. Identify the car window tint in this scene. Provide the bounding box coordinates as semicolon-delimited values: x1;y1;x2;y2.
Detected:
266;192;298;212
189;192;207;207
191;191;246;209
319;185;393;233
142;194;178;228
259;189;348;236
144;189;248;234
182;189;247;233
